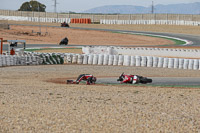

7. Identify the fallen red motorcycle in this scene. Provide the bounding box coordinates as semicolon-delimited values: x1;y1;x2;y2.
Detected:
117;72;152;84
66;74;96;85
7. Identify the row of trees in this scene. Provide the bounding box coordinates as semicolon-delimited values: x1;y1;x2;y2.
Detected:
18;0;46;12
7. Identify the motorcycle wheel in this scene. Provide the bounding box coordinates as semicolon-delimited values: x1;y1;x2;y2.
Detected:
139;77;152;84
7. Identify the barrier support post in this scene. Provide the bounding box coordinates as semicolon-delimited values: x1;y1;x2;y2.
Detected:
0;38;3;55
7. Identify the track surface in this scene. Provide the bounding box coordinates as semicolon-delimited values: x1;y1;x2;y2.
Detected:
97;77;200;86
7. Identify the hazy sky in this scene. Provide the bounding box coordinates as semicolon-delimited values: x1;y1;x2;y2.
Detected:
1;0;199;12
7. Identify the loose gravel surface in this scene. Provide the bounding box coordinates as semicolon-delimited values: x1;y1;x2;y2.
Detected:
1;22;200;132
0;65;200;132
0;25;173;46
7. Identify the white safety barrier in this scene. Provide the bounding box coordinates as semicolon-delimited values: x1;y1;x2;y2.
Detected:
193;59;199;70
118;55;124;66
135;56;141;67
199;60;200;70
130;56;136;66
65;54;71;64
100;19;200;26
103;54;109;65
113;55;119;66
153;57;158;67
83;54;88;65
93;54;98;65
83;46;200;58
72;54;78;64
141;56;147;67
88;54;93;65
174;58;179;69
168;58;174;68
0;15;71;23
124;55;131;66
98;54;104;65
83;46;114;55
108;55;114;65
2;51;200;71
188;59;194;70
163;58;169;68
157;57;163;68
147;56;153;67
179;59;184;69
183;59;189;69
77;54;83;64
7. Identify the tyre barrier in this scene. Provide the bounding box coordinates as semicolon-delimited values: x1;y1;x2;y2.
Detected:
108;55;114;66
153;57;158;67
64;53;200;70
93;54;99;65
179;59;184;69
130;56;136;66
63;53;200;70
98;54;104;65
141;56;147;67
113;55;119;66
118;55;124;66
135;56;141;67
0;53;64;67
40;53;64;65
174;58;179;69
88;54;93;65
124;55;131;66
1;52;200;71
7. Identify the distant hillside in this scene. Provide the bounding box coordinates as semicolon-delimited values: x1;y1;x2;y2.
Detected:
82;2;200;14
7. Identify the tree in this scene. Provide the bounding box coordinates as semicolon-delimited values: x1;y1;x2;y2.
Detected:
18;1;46;12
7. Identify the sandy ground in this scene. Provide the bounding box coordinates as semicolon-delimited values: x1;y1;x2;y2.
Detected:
7;20;200;36
37;48;82;54
0;65;200;132
0;22;200;132
0;25;174;46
